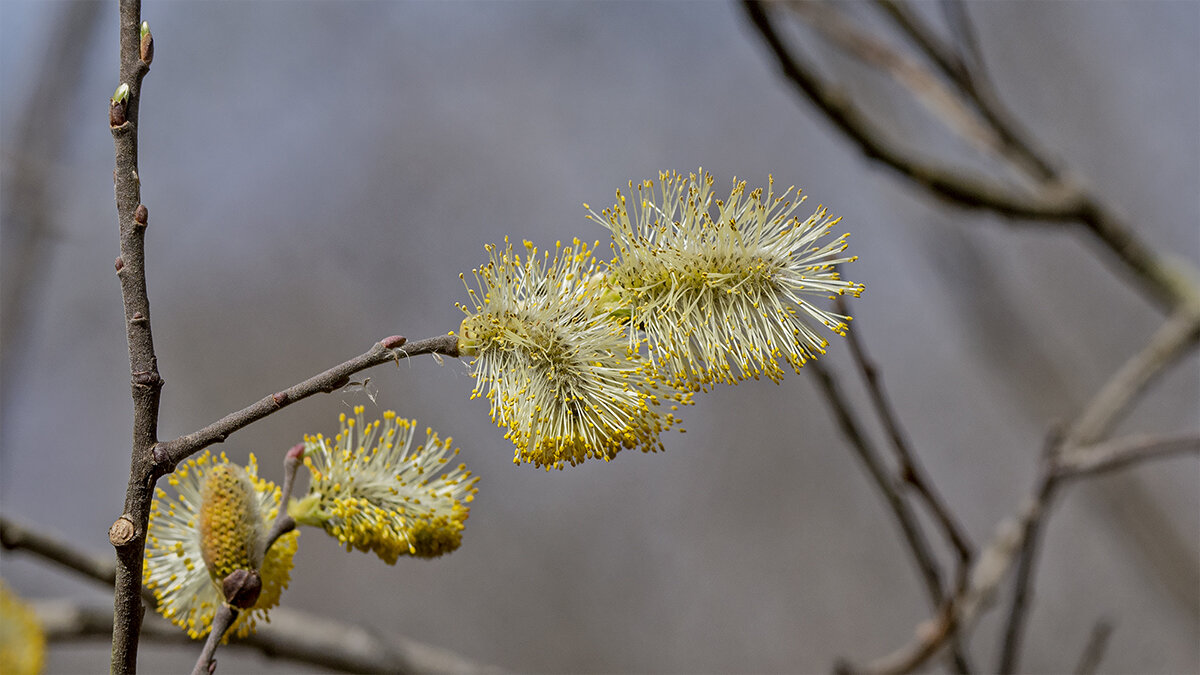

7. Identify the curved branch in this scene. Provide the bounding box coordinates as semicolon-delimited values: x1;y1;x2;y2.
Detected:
740;0;1197;312
807;360;973;673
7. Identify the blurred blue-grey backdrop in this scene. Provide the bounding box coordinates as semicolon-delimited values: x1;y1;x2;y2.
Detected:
1;1;1197;672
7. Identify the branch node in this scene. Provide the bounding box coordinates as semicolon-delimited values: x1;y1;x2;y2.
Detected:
130;311;148;325
132;369;162;389
271;391;289;407
134;204;148;227
150;443;176;475
108;515;137;548
115;257;125;272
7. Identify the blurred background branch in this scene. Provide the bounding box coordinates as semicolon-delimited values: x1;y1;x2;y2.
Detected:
1;515;498;674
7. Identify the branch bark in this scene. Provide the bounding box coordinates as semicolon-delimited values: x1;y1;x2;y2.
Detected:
109;1;157;670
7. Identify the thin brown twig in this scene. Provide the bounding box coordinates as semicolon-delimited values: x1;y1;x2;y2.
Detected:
740;1;1079;221
994;306;1200;670
786;2;1007;169
152;334;457;478
109;0;157;670
3;514;499;673
192;605;237;675
995;434;1059;675
837;297;974;576
870;0;1056;181
850;430;1198;673
806;359;973;673
740;0;1196;312
262;444;305;553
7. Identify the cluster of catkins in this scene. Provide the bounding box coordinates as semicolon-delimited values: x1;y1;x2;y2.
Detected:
457;169;863;470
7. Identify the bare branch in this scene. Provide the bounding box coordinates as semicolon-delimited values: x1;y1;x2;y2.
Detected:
871;0;1056;181
995;434;1060;674
3;514;497;673
109;0;158;669
838;297;974;574
1055;434;1200;481
851;422;1197;673
192;605;237;675
152;334;458;479
806;359;973;673
787;2;1008;168
740;0;1198;312
739;1;1078;222
1065;307;1200;447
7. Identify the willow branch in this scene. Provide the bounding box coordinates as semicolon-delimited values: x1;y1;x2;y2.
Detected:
839;297;974;578
807;360;973;673
192;605;237;675
1065;307;1200;447
850;427;1198;674
3;514;497;673
262;444;304;553
150;334;458;481
1056;434;1200;479
786;2;1006;168
740;0;1197;312
870;0;1056;181
739;1;1079;220
109;1;157;670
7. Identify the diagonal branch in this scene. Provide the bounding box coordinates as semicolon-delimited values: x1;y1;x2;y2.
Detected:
847;307;1200;674
870;0;1057;181
740;0;1197;313
807;359;973;673
837;298;974;583
740;0;1079;220
151;334;458;479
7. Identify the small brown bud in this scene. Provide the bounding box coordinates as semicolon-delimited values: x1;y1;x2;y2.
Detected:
381;335;407;349
151;444;176;473
134;204;148;226
131;311;147;324
109;84;130;127
115;257;124;272
222;569;262;609
108;515;137;547
139;30;154;65
271;391;288;406
109;100;126;127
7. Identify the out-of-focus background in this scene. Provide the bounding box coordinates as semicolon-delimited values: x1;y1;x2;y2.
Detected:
1;1;1196;672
